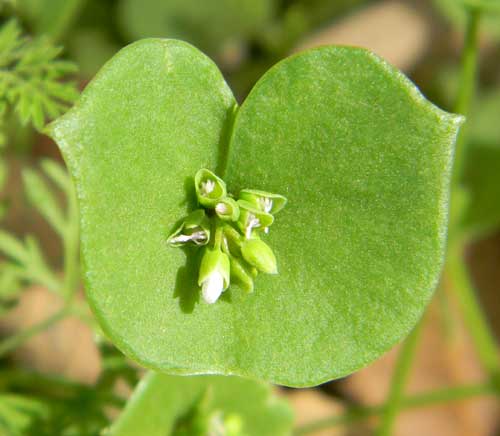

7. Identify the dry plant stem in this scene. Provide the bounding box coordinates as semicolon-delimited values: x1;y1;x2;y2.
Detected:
376;321;422;436
294;382;498;435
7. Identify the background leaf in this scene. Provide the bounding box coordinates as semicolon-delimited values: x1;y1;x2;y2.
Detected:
0;394;50;435
107;372;293;436
461;143;500;239
117;0;276;55
49;41;462;387
16;0;85;41
467;88;500;145
434;0;500;39
459;87;500;239
22;168;66;236
0;19;79;136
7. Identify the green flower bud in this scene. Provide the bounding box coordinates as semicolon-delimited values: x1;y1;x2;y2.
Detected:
222;224;243;249
221;229;256;288
215;197;240;222
198;247;230;304
229;256;254;294
241;238;278;275
237;200;274;239
239;189;287;214
195;168;227;208
167;209;210;247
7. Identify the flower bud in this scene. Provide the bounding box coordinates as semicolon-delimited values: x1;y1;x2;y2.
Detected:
229;256;254;294
167;209;210;247
222;224;243;248
239;189;287;214
241;238;278;275
198;248;230;304
215;197;240;222
195;168;227;208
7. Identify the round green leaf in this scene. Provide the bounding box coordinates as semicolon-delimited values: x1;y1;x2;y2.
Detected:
223;47;462;385
49;40;462;387
107;372;293;436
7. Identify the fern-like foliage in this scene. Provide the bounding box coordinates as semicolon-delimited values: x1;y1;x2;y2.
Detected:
0;159;77;312
0;19;79;144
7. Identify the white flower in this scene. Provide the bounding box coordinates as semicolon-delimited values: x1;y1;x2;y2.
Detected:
245;213;261;239
201;271;224;304
259;197;273;213
198;247;230;304
200;179;215;195
168;230;207;245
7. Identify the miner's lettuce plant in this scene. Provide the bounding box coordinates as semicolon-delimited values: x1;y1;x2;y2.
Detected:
3;1;500;434
48;38;463;389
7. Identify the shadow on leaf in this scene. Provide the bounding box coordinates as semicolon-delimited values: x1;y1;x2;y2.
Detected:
170;175;202;313
180;175;197;209
173;246;201;313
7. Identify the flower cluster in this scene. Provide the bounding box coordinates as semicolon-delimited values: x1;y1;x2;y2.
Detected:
167;169;286;304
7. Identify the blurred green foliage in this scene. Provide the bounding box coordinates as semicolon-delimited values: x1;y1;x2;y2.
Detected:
118;0;276;55
107;372;293;436
0;19;78;147
434;0;500;39
16;0;84;41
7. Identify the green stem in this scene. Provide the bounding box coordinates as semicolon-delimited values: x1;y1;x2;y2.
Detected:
62;184;80;301
0;368;93;395
213;221;223;250
62;233;79;300
0;369;125;408
444;1;499;390
446;245;499;385
436;285;456;341
68;300;97;329
0;307;70;358
403;382;496;407
27;267;62;295
376;321;422;436
451;6;481;188
294;382;497;435
216;102;238;178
